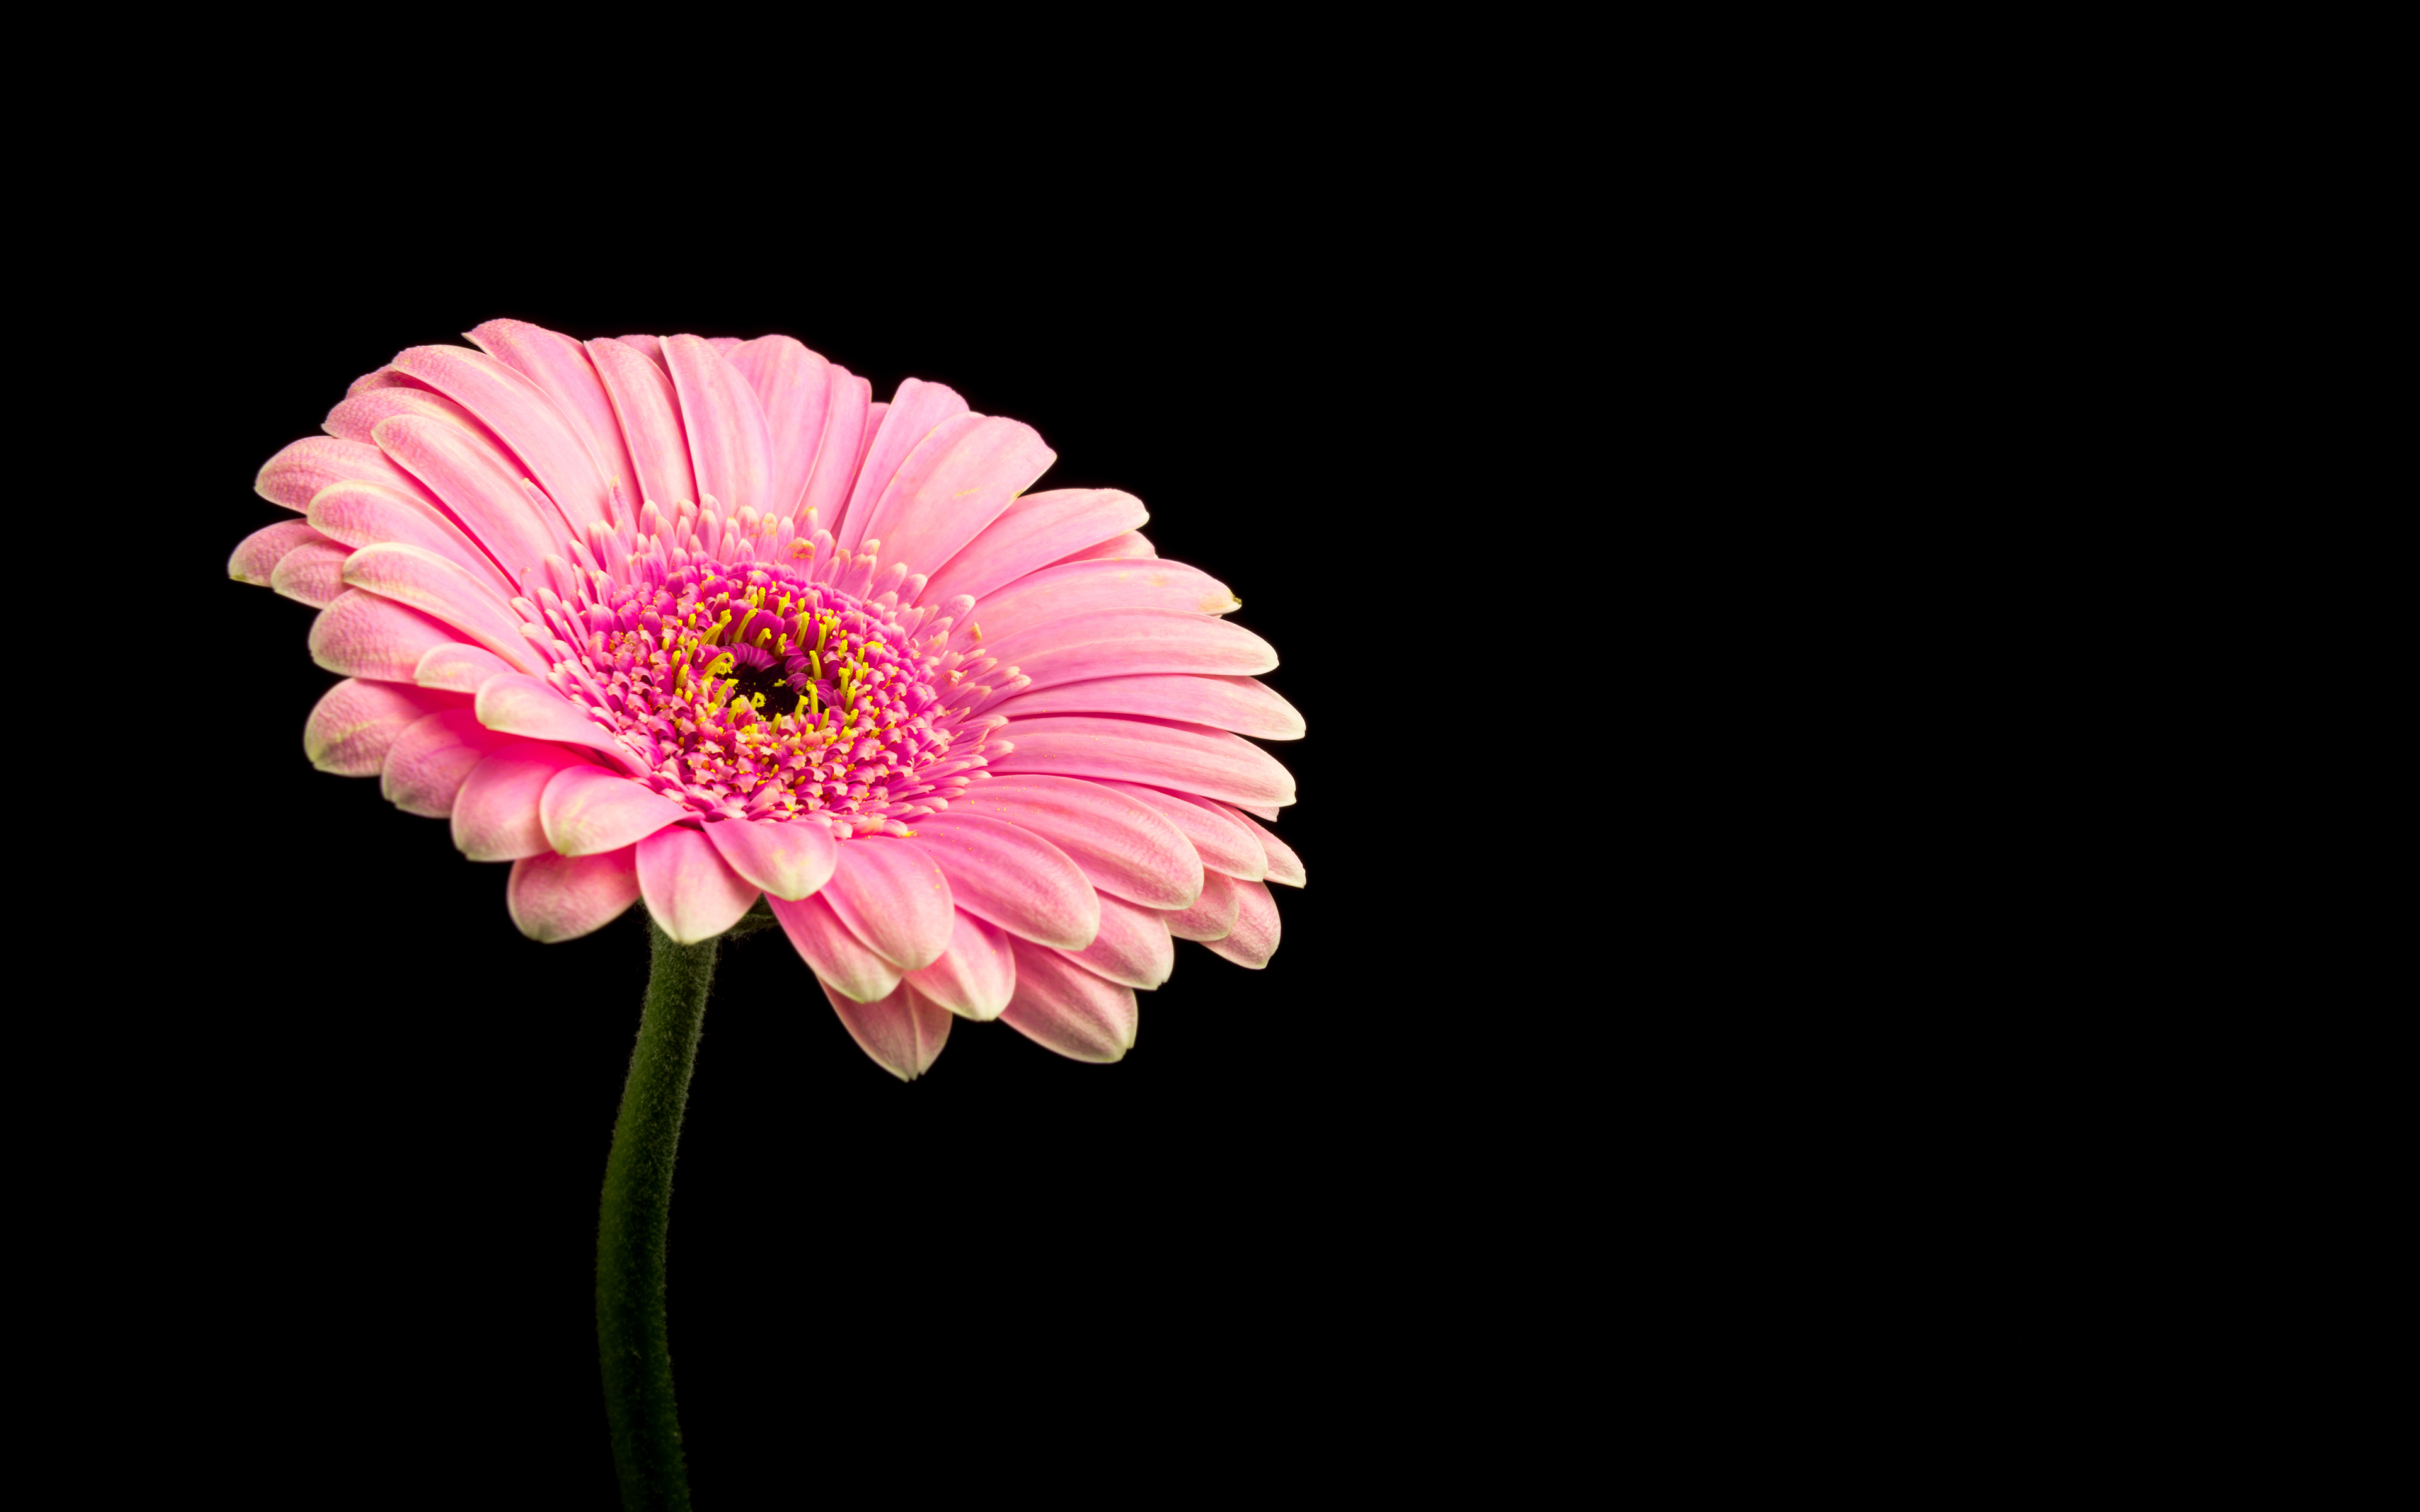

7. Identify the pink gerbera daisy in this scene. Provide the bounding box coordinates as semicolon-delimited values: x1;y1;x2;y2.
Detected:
231;321;1304;1080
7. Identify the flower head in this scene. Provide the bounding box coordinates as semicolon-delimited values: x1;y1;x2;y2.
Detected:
233;323;1303;1078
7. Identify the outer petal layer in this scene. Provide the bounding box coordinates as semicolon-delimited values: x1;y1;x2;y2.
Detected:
637;826;762;944
1201;876;1281;968
1160;867;1240;942
976;609;1276;696
902;910;1018;1021
271;540;352;608
704;817;838;901
509;847;640;942
987;674;1304;742
1098;781;1268;881
381;709;509;818
819;839;954;970
983;716;1296;810
231;519;335;585
540;765;685;857
304;680;468;776
948;774;1201;908
964;558;1238;641
473;674;644;772
1233;809;1306;887
454;743;591;861
920;488;1148;605
819;978;953;1082
1000;940;1137;1063
309;589;461;682
1059;893;1176;990
905;813;1098;951
769;893;903;1002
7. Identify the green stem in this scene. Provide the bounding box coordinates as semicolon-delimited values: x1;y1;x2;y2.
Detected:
598;921;718;1511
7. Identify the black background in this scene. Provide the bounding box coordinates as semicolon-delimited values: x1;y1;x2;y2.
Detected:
128;235;1540;1501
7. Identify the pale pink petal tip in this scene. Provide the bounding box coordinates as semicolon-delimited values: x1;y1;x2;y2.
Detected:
304;680;466;776
820;978;953;1081
769;893;903;1003
230;519;334;586
381;709;508;818
637;826;762;944
705;817;838;902
903;910;1018;1021
1200;878;1281;969
509;848;641;942
540;765;684;857
999;939;1138;1063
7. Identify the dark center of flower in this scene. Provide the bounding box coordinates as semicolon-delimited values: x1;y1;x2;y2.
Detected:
715;641;809;716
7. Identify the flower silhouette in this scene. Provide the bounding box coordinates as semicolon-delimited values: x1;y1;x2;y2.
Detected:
233;322;1302;1077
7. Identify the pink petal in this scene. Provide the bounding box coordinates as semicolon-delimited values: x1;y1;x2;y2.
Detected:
1230;808;1305;888
381;708;510;818
369;414;567;585
796;370;873;527
413;642;516;694
467;320;642;530
819;978;953;1082
819;839;955;971
306;479;516;599
1160;868;1240;942
725;335;831;520
322;384;486;447
949;774;1201;909
539;764;685;857
836;379;969;549
1095;781;1268;881
454;743;591;861
340;542;541;676
304;679;466;776
637;825;763;944
347;366;429;397
902;812;1098;951
1046;531;1155;567
388;345;607;537
1059;892;1175;990
614;334;665;367
1202;877;1281;968
857;403;888;471
508;847;640;942
585;338;697;515
703;816;838;901
768;893;903;1003
999;939;1136;1063
976;609;1274;697
230;519;335;585
902;909;1018;1021
473;673;645;773
987;673;1305;741
983;715;1297;810
270;539;352;608
966;558;1239;642
255;437;431;514
846;415;1054;575
662;335;775;520
918;489;1148;606
309;588;461;682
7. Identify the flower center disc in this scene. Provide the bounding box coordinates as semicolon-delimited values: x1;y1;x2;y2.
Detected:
529;503;996;838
